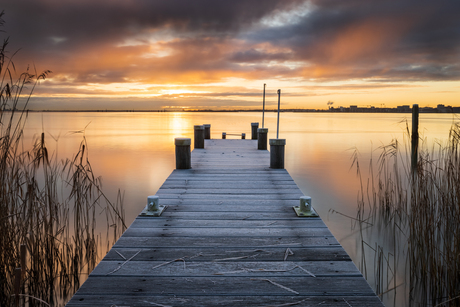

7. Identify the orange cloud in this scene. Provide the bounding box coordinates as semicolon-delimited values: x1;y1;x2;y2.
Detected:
4;0;459;110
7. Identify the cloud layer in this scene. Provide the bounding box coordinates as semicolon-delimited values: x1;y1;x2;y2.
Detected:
2;0;459;109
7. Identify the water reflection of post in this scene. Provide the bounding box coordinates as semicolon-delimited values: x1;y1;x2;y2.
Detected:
411;104;419;175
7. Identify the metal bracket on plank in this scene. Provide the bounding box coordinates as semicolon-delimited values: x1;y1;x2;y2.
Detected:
293;196;319;217
140;195;166;217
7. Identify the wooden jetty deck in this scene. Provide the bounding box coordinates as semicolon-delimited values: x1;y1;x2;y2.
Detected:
66;139;383;307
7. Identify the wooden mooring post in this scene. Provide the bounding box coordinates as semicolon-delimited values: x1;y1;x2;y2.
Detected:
269;138;286;169
204;124;211;139
257;128;268;150
174;137;191;169
194;125;205;149
251;122;259;140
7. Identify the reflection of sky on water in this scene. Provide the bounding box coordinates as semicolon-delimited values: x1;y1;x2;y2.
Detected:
23;111;457;306
24;111;456;222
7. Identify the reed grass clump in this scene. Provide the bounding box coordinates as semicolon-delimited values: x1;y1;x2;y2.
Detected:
0;11;126;306
354;121;460;306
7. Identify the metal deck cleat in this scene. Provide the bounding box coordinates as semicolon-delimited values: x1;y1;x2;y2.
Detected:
293;196;319;217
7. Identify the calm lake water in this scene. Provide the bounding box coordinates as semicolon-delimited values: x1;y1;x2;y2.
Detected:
23;111;458;306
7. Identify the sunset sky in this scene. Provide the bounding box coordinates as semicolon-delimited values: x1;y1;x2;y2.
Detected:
2;0;459;110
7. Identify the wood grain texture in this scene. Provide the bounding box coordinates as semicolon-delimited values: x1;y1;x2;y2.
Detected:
66;139;383;306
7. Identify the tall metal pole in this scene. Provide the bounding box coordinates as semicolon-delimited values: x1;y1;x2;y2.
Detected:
277;89;281;139
262;83;266;128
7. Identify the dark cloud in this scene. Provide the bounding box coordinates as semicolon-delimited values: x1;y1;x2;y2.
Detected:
230;49;293;63
247;0;460;81
4;0;459;81
2;0;304;85
1;0;459;110
2;0;301;48
25;96;264;111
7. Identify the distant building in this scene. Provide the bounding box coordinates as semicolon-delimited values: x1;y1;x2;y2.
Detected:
437;104;450;113
326;104;458;113
396;105;411;112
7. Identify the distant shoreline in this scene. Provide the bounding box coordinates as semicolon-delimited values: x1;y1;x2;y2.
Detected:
4;107;459;114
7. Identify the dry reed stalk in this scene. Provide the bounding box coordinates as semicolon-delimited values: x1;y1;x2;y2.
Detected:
262;298;310;307
251;278;299;295
351;120;460;306
152;257;188;270
294;265;316;277
106;250;141;275
0;11;126;306
283;248;294;261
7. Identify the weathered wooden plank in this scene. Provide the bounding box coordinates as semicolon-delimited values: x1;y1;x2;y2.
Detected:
192;154;268;159
121;227;333;237
162;178;298;183
130;218;327;228
91;260;359;277
103;246;351;261
70;276;375;296
153;211;318;219
113;236;339;248
196;168;277;172
170;167;286;171
156;193;304;200
191;161;269;165
165;169;289;176
164;204;296;213
166;174;294;181
160;182;299;189
157;198;301;206
197;165;273;169
66;295;384;307
191;158;267;161
167;168;291;175
155;188;303;195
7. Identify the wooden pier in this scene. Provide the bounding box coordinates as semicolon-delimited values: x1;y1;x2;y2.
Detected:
66;139;383;306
